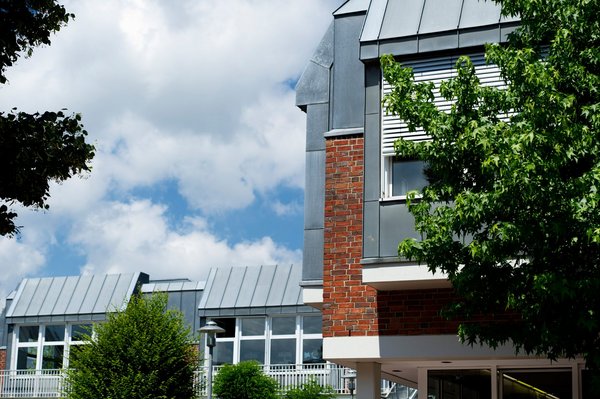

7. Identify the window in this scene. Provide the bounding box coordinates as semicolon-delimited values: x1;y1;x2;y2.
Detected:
211;314;323;366
382;158;427;199
12;324;92;370
381;53;504;199
239;318;266;363
270;316;297;364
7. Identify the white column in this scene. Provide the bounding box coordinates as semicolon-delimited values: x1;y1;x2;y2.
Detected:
417;368;428;399
356;362;381;399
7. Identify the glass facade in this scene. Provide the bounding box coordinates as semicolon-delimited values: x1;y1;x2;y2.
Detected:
211;314;322;366
12;324;92;370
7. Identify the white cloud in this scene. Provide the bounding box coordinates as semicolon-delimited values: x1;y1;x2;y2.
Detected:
0;237;46;307
0;0;342;300
69;199;302;280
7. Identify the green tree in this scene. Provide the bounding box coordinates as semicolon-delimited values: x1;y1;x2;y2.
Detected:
65;293;198;399
382;0;600;374
0;0;94;236
283;379;336;399
212;361;279;399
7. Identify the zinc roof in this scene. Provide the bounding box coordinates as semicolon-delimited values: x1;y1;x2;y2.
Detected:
6;272;147;323
198;265;317;317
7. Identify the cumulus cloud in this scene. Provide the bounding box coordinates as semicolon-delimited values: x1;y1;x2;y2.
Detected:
69;200;302;280
0;0;343;298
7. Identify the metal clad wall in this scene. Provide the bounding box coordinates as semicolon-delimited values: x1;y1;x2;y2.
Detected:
251;267;275;308
9;280;36;318
332;13;366;129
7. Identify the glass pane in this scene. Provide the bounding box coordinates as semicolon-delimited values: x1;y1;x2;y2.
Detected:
302;339;323;364
214;341;233;366
392;159;427;197
240;340;265;363
71;324;92;341
428;369;491;399
45;325;65;342
17;347;37;370
501;369;571;399
42;345;64;369
241;318;265;336
213;318;235;338
272;317;296;335
303;316;322;334
19;326;39;343
270;338;296;364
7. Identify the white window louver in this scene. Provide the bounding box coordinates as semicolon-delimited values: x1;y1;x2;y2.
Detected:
381;53;506;156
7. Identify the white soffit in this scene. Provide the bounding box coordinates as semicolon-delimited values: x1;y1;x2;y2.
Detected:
362;263;450;290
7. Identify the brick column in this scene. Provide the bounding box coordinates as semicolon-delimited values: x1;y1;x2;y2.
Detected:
0;348;6;370
323;134;380;337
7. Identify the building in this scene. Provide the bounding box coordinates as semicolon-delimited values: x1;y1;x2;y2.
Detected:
0;265;356;398
296;1;587;398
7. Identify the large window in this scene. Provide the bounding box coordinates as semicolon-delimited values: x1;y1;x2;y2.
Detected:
210;314;322;366
13;324;92;370
381;53;504;200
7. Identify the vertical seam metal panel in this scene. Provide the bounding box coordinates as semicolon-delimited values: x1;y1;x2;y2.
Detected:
22;279;41;318
457;0;465;29
6;279;27;317
89;274;108;315
218;268;233;310
48;277;67;316
233;267;248;309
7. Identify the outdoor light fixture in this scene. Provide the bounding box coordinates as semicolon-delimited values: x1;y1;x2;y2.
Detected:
199;320;225;399
343;369;357;399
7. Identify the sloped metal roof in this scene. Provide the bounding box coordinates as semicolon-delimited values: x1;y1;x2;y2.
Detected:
334;0;370;16
358;0;519;59
141;280;205;293
6;273;148;323
198;265;318;317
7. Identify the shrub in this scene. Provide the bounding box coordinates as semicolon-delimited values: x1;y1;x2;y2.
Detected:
65;293;197;399
284;379;336;399
212;361;279;399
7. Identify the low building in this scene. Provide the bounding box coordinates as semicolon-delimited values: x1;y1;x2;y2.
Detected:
0;265;401;398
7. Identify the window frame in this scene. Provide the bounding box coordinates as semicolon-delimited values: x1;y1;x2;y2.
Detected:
210;314;323;366
11;323;93;371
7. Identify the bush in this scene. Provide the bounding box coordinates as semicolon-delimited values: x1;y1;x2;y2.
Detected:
284;379;336;399
65;293;198;399
212;361;279;399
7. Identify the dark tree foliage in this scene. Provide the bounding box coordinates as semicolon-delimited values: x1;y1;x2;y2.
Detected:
65;293;198;399
0;0;94;236
382;0;600;375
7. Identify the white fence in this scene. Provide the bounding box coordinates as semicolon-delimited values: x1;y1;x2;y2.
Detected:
195;363;351;397
0;370;63;398
0;365;416;398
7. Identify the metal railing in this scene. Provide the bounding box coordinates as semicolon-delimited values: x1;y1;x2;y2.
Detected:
195;363;350;397
0;365;417;398
0;369;63;398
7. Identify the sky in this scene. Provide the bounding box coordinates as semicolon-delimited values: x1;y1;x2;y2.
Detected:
0;0;345;303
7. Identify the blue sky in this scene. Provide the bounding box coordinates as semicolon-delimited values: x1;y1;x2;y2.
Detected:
0;0;344;301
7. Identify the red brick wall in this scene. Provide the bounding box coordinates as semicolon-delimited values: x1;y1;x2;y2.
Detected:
0;348;6;370
322;134;461;338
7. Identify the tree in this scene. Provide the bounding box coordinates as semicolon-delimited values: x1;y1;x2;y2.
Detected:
65;293;198;399
382;0;600;375
212;361;279;399
0;0;95;236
